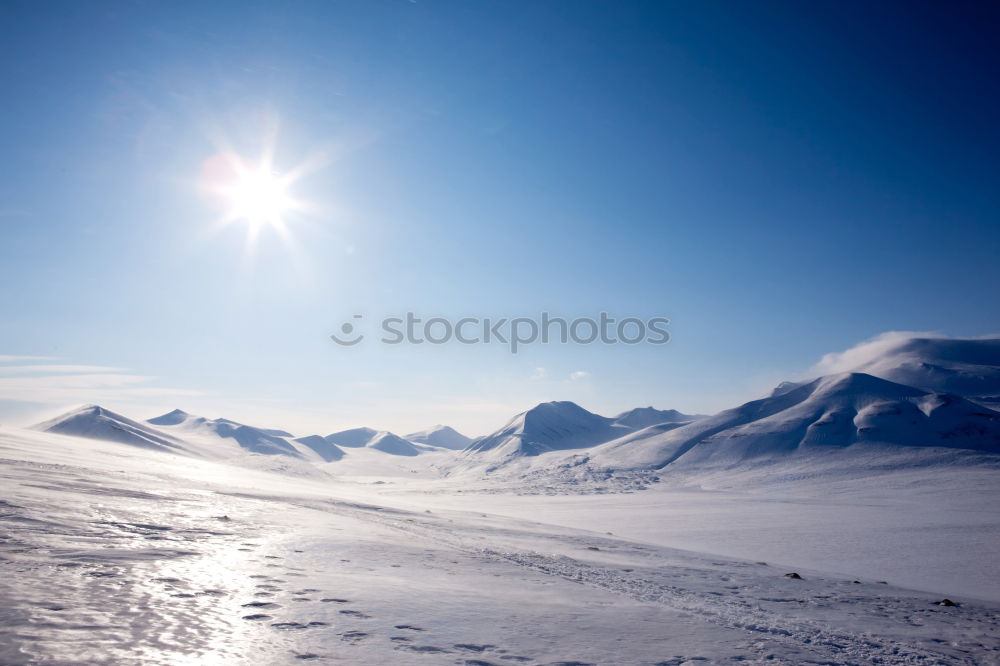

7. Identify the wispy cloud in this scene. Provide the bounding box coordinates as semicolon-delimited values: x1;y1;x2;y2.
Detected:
530;367;548;381
568;370;590;381
0;356;204;406
0;364;128;374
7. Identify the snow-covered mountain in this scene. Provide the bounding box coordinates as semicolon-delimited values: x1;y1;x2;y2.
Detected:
465;401;634;460
612;406;702;429
324;426;423;456
147;409;308;459
367;431;421;456
581;372;1000;473
405;424;473;450
292;434;345;462
27;337;1000;486
324;427;379;448
817;335;1000;405
32;404;188;453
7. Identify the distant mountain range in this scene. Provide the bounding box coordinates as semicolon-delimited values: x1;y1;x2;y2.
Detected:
28;335;1000;486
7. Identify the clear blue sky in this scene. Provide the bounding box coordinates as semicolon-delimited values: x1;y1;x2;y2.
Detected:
1;1;998;435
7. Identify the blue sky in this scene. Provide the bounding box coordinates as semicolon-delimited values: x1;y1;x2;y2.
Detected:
1;1;998;435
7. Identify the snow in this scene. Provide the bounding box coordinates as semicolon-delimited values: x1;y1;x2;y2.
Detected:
563;372;1000;475
1;426;999;664
815;334;1000;403
6;336;1000;663
612;406;702;429
465;401;634;460
366;431;421;457
405;425;473;450
294;435;345;462
33;404;188;454
324;427;379;448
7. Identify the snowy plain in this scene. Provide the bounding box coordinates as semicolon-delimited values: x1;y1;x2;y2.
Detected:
2;426;999;665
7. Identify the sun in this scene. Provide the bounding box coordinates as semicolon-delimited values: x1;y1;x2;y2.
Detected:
199;138;321;256
221;161;293;229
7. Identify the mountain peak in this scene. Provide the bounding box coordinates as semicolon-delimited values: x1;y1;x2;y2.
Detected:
466;401;626;458
817;335;1000;401
367;431;420;456
148;408;194;426
324;427;378;448
406;424;472;450
33;405;186;453
614;406;700;429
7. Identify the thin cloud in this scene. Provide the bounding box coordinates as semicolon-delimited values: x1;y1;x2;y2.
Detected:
0;364;128;374
0;357;203;407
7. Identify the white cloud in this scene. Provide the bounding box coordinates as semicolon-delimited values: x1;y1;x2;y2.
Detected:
0;355;57;362
568;370;590;382
530;367;548;381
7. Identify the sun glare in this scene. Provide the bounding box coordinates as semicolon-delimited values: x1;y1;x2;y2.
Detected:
200;135;324;258
223;164;292;229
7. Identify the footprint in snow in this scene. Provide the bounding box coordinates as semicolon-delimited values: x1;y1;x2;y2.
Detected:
320;598;349;603
339;610;371;618
242;614;272;621
397;645;450;653
271;621;329;630
394;624;424;631
241;601;279;609
455;644;496;653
